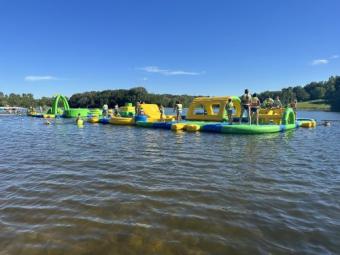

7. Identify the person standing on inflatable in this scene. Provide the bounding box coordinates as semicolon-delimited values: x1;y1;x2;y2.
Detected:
159;104;165;121
114;104;120;116
174;100;183;122
239;89;252;124
136;101;141;115
102;104;108;117
251;93;261;125
225;98;234;125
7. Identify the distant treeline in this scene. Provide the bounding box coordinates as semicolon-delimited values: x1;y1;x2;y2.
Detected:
0;92;52;108
68;87;197;108
1;76;340;111
0;88;196;109
256;76;340;111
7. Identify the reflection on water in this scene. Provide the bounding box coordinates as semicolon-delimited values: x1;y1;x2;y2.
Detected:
0;112;339;255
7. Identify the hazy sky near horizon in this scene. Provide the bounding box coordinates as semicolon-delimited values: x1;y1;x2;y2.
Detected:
0;0;339;98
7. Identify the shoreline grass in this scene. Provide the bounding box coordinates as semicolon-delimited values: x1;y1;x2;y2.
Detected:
298;100;330;111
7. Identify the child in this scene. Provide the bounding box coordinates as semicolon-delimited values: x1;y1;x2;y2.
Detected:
263;97;274;108
114;104;119;116
136;101;141;115
290;99;297;119
102;104;108;117
173;101;183;122
159;104;165;121
274;96;282;109
323;121;330;126
76;113;83;125
225;98;234;124
140;107;145;115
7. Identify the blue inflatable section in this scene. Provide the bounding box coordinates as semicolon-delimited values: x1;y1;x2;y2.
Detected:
135;115;148;122
201;124;223;133
100;118;109;124
152;122;173;129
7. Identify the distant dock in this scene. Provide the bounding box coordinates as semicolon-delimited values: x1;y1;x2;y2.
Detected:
0;107;26;115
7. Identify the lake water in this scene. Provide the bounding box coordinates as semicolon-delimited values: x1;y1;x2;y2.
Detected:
0;111;339;255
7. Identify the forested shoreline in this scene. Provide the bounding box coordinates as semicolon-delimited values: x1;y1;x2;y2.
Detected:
1;76;339;111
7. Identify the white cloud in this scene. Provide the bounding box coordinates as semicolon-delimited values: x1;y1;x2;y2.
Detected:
311;59;329;65
139;66;203;76
311;54;339;66
25;75;58;81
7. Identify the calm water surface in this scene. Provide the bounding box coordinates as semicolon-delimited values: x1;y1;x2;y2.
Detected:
0;111;339;255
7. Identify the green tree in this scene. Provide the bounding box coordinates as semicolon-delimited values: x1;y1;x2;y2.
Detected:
0;92;7;106
310;87;326;99
293;86;310;101
280;87;296;105
330;76;340;111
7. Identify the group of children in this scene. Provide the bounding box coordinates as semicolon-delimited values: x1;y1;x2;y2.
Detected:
136;100;182;121
94;100;183;122
158;101;182;121
101;103;120;118
225;89;298;125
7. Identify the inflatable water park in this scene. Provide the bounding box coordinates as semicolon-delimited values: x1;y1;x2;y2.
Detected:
27;94;94;118
27;94;317;134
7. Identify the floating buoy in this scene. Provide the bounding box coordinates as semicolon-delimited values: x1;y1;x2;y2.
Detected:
301;121;317;128
171;123;186;131
186;124;200;132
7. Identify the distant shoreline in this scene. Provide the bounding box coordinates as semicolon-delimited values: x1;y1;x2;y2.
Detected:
297;100;330;111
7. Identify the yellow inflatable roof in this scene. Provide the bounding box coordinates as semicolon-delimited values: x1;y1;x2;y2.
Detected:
187;96;241;121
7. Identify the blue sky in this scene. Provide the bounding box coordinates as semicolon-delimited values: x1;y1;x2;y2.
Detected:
0;0;339;98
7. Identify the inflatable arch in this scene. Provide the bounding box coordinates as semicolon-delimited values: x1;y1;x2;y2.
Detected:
282;108;296;125
186;96;241;122
50;94;70;115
